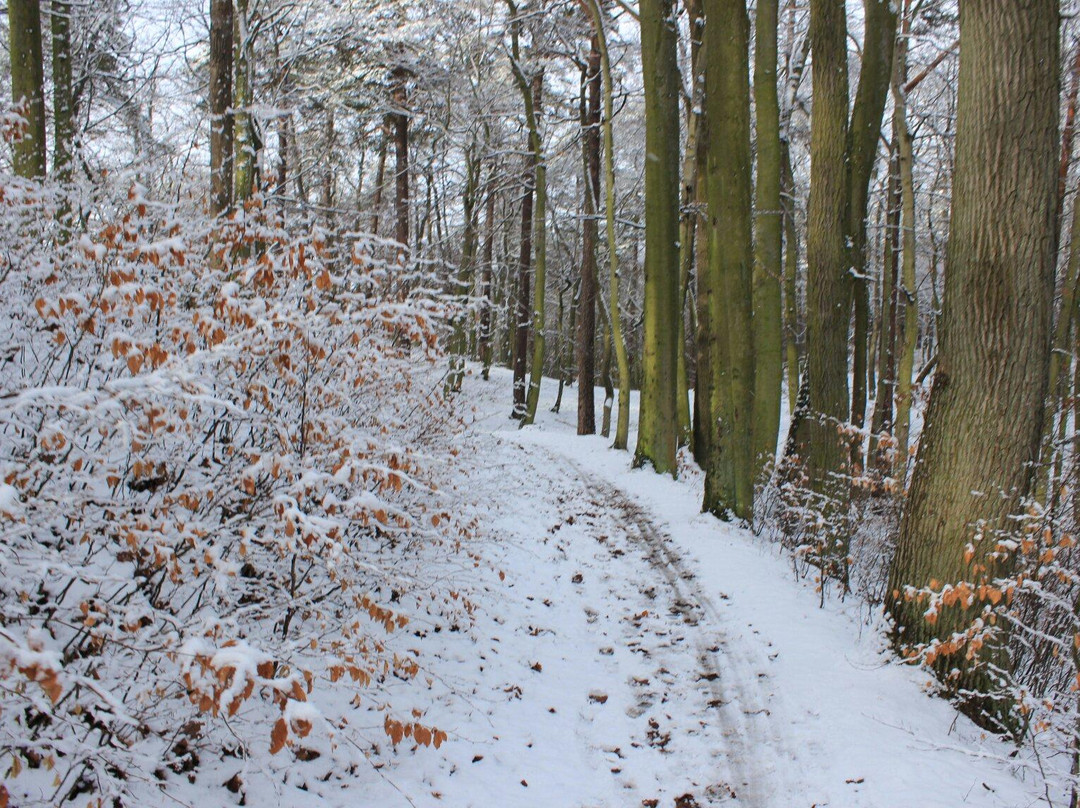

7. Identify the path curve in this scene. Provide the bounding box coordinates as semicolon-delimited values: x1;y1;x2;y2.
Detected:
558;453;798;807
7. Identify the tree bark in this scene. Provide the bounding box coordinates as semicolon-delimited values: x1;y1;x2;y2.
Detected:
232;0;256;203
512;130;534;419
792;0;851;552
887;0;1059;729
893;4;919;471
50;0;73;184
751;0;783;484
522;70;548;426
577;43;601;435
480;159;498;380
698;0;754;519
392;69;411;262
676;0;704;447
634;0;682;475
210;0;233;216
870;143;901;467
8;0;46;179
583;0;631;449
847;0;898;469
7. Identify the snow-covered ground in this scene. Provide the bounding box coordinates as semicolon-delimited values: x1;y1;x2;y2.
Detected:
220;364;1051;807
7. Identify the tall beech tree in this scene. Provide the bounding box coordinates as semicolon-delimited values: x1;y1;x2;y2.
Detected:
634;0;682;475
50;0;74;185
391;65;412;260
697;0;754;519
209;0;234;217
791;0;850;541
892;1;918;469
521;70;548;426
8;0;46;179
751;0;782;485
577;38;601;435
675;0;703;448
233;0;256;204
507;0;535;420
583;0;630;449
847;0;897;468
887;0;1059;728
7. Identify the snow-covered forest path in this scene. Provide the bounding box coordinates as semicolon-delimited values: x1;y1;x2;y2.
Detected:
362;366;1049;807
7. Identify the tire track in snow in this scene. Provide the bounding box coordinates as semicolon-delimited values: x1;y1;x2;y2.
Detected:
559;454;797;808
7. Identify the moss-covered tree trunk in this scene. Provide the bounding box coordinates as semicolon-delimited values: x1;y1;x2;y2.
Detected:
577;40;601;435
846;0;897;472
698;0;754;519
1035;40;1080;504
634;0;682;475
791;0;852;569
8;0;46;179
887;0;1058;729
751;0;782;484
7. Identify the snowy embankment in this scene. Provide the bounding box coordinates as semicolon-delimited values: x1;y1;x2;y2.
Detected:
228;363;1048;807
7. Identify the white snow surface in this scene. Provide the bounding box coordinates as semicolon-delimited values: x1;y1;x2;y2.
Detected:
193;364;1049;807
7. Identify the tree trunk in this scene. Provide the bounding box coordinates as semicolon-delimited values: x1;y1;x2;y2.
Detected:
392;70;411;262
887;0;1059;730
1035;38;1080;503
232;0;256;203
480;160;498;381
577;43;601;435
870;143;901;467
698;0;754;518
209;0;233;216
522;71;548;425
512;144;534;419
780;0;809;418
50;0;73;184
676;0;704;449
893;5;919;472
781;138;801;417
583;0;630;449
751;0;783;484
847;0;898;470
369;118;389;236
634;0;682;475
599;296;615;438
8;0;46;179
793;0;851;568
449;147;480;393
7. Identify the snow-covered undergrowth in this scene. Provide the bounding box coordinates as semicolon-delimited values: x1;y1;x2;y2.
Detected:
0;176;478;805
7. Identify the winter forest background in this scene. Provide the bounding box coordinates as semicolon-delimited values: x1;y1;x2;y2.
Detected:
1;0;1078;805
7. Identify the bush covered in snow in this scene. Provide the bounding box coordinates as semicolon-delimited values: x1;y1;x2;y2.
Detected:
0;173;474;805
